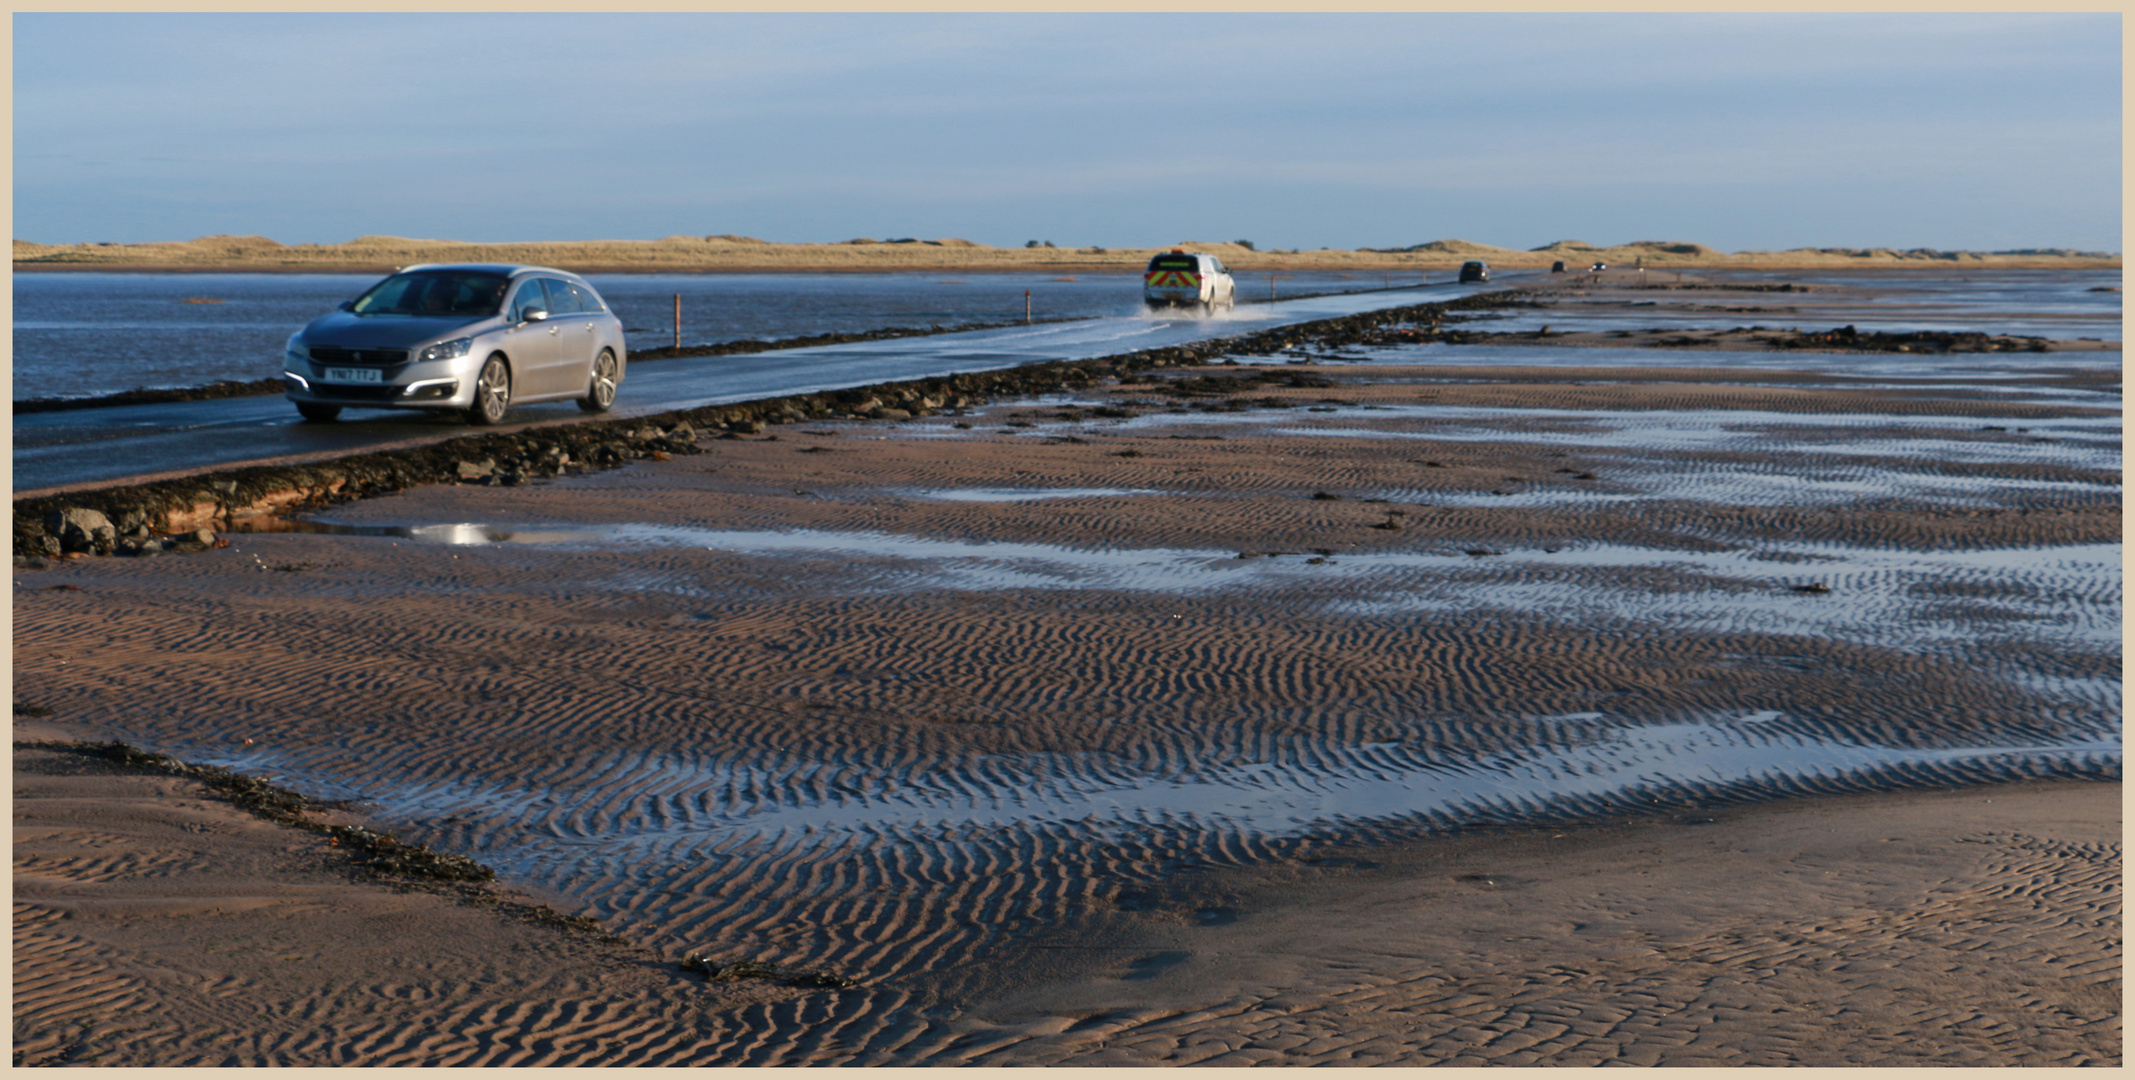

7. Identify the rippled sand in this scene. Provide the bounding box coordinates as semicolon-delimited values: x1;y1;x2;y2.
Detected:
12;338;2120;1065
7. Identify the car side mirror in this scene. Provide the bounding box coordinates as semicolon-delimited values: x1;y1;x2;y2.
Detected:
522;307;549;323
338;300;355;312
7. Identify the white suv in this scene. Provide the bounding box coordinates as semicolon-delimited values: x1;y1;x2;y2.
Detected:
1143;250;1236;313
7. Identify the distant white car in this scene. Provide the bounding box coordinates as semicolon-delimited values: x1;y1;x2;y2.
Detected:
1143;250;1236;313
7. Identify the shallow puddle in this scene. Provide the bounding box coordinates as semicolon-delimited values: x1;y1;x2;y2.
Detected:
1459;309;2121;341
907;487;1168;502
1119;401;2118;450
1228;339;2123;377
1060;402;2120;510
246;712;2120;886
258;515;2121;664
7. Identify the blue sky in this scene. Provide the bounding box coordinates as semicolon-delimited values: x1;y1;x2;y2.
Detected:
13;13;2121;252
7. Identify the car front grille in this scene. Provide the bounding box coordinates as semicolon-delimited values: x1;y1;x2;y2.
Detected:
311;384;410;401
309;346;408;365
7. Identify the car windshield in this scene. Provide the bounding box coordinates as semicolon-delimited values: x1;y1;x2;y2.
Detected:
351;271;509;317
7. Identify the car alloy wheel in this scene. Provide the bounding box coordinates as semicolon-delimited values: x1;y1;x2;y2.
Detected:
579;350;618;413
468;356;511;425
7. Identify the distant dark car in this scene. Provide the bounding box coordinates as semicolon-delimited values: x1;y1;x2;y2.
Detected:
1458;260;1490;283
1551;260;1567;273
1590;262;1608;272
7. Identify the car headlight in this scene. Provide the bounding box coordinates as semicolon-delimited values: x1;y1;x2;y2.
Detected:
417;337;474;363
285;334;307;364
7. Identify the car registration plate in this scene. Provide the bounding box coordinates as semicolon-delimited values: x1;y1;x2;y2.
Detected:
323;367;384;384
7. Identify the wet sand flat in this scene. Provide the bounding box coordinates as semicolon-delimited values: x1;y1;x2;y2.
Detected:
12;324;2120;1064
10;730;806;1067
1477;272;2125;345
934;780;2121;1067
13;737;2115;1066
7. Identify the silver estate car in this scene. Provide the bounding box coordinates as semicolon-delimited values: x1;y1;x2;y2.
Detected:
283;264;626;424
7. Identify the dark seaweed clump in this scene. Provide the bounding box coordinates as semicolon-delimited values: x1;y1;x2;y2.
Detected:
680;953;859;989
15;737;641;943
1762;325;2052;353
11;740;668;949
15;739;496;880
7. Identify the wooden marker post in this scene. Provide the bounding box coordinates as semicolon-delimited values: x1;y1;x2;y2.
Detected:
1025;290;1032;324
673;295;682;351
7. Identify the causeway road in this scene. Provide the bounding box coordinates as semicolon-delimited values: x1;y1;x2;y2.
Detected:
14;280;1504;496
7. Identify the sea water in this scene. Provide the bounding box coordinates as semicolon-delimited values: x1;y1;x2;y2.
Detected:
11;269;1414;400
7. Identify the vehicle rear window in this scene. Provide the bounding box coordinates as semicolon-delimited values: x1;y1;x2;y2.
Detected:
1147;256;1200;272
353;271;509;317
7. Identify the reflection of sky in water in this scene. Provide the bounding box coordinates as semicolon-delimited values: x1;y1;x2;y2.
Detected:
904;487;1167;502
1456;308;2119;340
1610;268;2123;319
1230;340;2126;379
1111;403;2117;450
287;518;2120;660
240;267;2120;877
268;716;2120;876
9;269;1453;400
1404;468;2109;511
1052;402;2121;508
1438;268;2122;340
1314;542;2119;655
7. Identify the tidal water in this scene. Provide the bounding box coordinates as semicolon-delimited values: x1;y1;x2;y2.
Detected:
225;325;2121;859
1461;267;2122;340
103;271;2119;1031
11;269;1415;401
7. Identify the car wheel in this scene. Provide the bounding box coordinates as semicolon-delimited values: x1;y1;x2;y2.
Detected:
295;402;341;423
578;349;619;413
466;355;511;425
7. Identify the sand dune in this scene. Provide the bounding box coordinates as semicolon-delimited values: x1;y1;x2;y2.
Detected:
12;233;2118;273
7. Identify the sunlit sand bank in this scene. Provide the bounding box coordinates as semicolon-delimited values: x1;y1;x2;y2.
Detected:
14;233;2120;274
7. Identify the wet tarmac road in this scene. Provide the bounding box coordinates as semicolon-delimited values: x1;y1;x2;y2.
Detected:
14;283;1488;495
